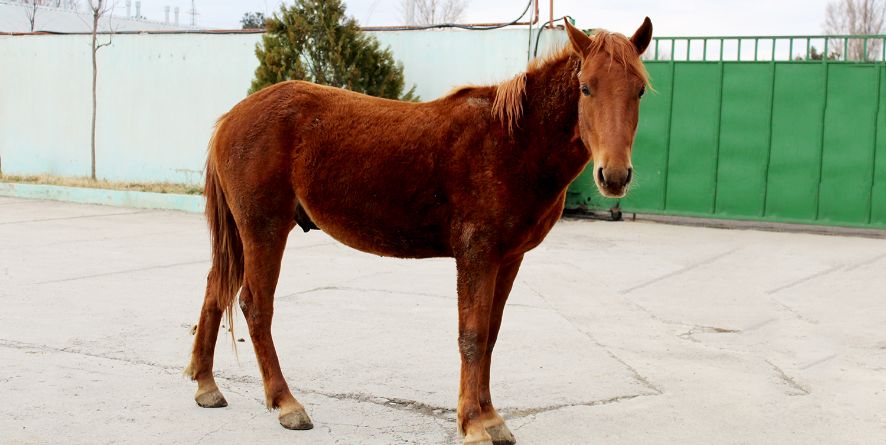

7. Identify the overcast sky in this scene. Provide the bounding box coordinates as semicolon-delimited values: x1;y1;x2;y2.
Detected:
136;0;834;36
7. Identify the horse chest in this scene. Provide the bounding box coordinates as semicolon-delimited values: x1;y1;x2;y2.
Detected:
498;195;566;255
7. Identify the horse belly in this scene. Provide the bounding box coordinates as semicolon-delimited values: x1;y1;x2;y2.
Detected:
295;176;452;259
304;202;451;258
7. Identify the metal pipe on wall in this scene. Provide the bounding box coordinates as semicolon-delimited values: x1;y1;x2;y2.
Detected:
549;0;554;28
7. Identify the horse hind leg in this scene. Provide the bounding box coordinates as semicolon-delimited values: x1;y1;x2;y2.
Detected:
185;268;229;408
238;220;313;430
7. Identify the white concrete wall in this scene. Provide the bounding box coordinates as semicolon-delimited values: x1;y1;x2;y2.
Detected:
0;29;566;184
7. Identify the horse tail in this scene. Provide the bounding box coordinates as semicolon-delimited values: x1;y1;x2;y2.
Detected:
204;116;243;348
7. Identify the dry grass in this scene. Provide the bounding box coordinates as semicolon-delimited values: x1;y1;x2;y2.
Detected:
0;174;203;195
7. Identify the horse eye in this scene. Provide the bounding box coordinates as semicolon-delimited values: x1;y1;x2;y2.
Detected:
639;86;646;98
580;84;591;96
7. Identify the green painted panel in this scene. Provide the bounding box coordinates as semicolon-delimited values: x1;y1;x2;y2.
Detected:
715;64;773;217
565;57;886;230
871;66;886;227
665;63;721;214
765;64;826;222
622;62;674;212
818;64;879;225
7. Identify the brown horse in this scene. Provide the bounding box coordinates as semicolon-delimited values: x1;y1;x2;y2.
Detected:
185;18;652;445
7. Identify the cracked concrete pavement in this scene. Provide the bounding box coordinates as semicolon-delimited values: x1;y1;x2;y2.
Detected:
1;196;884;444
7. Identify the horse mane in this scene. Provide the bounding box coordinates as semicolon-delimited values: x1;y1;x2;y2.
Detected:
491;30;651;135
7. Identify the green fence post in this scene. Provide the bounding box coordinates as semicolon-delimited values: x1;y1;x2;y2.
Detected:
867;65;882;223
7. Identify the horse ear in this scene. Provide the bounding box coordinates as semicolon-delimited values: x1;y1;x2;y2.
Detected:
565;20;591;58
631;17;653;55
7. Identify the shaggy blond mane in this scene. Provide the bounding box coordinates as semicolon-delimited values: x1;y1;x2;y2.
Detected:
492;30;651;134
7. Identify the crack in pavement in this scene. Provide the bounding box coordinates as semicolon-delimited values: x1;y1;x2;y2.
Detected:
524;281;663;395
0;338;643;427
501;393;654;419
677;325;741;343
765;359;810;396
34;259;210;284
620;248;739;294
767;297;819;324
619;296;742;342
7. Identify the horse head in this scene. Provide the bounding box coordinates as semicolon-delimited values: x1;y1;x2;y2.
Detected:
565;18;653;198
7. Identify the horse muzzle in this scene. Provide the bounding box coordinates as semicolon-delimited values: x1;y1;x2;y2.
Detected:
595;166;633;198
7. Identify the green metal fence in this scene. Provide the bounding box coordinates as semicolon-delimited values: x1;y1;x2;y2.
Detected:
566;35;886;229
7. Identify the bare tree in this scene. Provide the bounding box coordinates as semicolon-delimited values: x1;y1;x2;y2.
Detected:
87;0;114;180
824;0;886;60
46;0;81;8
400;0;467;26
22;0;81;30
23;0;39;32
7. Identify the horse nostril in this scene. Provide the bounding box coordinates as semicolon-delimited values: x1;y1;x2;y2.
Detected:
626;168;633;184
596;167;606;185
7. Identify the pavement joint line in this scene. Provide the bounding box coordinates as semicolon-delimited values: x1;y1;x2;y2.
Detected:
34;259;210;285
798;353;838;370
523;280;663;395
621;295;699;329
283;241;338;252
280;285;451;301
741;317;778;332
280;284;544;309
844;252;886;271
0;210;152;225
768;297;819;324
766;264;843;295
619;247;740;294
0;200;47;206
0;338;183;374
0;229;196;253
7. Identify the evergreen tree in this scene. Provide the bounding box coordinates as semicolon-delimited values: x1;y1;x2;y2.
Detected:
249;0;417;100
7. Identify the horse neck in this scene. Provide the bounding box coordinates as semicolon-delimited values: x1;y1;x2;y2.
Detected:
517;53;590;190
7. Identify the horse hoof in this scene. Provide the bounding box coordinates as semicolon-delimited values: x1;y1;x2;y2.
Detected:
195;389;228;408
487;423;516;445
463;429;494;445
279;410;313;430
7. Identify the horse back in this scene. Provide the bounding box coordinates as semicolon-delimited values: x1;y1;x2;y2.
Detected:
216;81;507;258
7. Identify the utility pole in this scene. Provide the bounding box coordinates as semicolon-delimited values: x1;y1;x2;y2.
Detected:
189;0;197;27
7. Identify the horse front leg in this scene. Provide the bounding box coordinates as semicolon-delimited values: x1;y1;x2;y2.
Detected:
478;255;523;445
455;254;500;445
